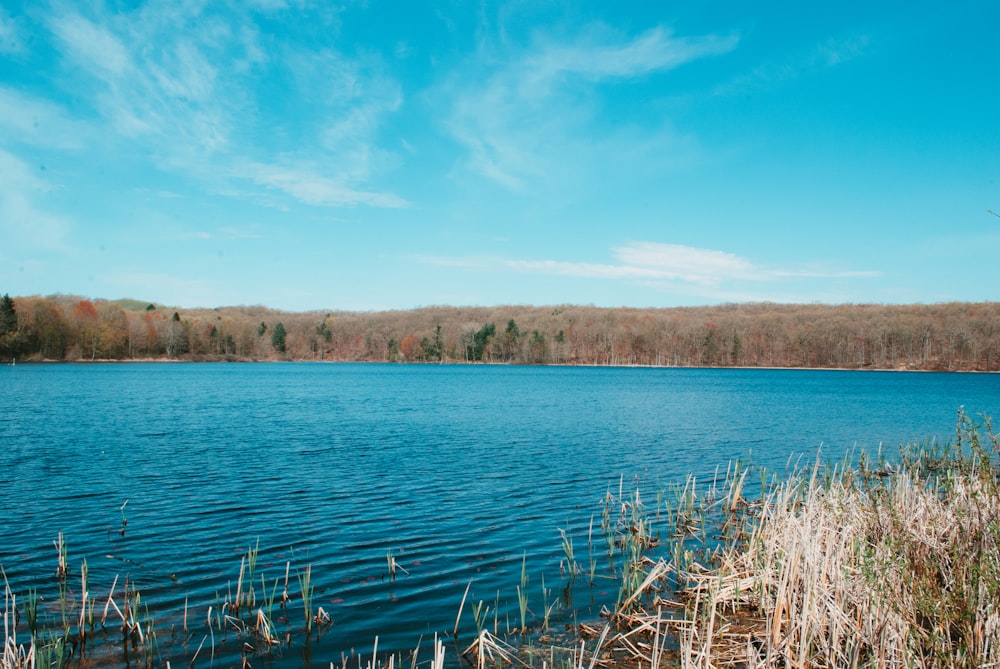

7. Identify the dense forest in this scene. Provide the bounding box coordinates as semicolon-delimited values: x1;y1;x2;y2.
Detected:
1;293;999;371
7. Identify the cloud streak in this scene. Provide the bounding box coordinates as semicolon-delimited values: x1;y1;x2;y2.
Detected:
712;33;871;97
0;87;91;150
442;25;738;191
240;162;410;209
0;149;72;251
417;241;880;300
524;26;738;84
39;4;407;210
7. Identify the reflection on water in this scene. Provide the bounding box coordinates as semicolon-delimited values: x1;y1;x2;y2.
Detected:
1;363;997;667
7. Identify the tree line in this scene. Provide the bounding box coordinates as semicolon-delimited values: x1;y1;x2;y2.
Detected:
1;293;999;371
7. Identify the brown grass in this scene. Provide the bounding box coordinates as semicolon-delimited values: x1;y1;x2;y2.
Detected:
679;411;1000;668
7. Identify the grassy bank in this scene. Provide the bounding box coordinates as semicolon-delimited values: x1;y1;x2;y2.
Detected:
4;411;999;668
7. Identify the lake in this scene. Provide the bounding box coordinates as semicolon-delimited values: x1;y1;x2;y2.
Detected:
1;363;998;667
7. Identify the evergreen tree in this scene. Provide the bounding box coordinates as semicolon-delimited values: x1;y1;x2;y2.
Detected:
468;322;495;361
0;294;16;335
421;325;443;361
271;322;287;353
500;319;522;361
0;293;19;359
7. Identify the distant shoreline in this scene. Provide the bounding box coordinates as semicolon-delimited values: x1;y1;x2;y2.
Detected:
4;297;999;372
8;357;995;373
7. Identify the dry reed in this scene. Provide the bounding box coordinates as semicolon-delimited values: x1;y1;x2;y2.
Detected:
680;410;1000;668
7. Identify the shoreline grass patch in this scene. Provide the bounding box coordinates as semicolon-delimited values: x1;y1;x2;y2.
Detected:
679;409;1000;668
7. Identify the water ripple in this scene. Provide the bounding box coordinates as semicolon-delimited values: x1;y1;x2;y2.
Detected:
1;363;997;667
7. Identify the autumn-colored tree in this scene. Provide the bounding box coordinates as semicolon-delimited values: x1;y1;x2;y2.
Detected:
97;302;128;358
399;333;421;361
29;299;67;359
71;300;97;319
69;300;101;360
142;311;165;356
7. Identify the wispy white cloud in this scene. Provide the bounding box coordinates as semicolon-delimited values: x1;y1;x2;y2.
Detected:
712;33;871;97
0;87;91;149
317;65;404;184
158;223;257;243
611;242;755;284
441;25;738;191
40;3;406;210
132;187;183;199
416;241;880;300
239;162;410;208
611;242;879;282
46;7;231;152
49;13;131;78
217;226;264;240
524;26;737;86
160;224;265;241
0;149;72;250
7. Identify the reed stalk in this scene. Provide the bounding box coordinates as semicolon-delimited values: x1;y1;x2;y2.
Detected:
454;579;473;638
281;561;290;610
429;634;445;669
297;564;313;633
232;556;245;615
386;550;396;581
245;538;258;610
558;528;576;578
24;589;38;638
471;600;489;635
516;553;528;634
539;574;554;633
253;607;278;646
2;567;29;669
586;514;598;585
119;499;129;537
78;558;89;657
53;532;67;580
263;574;280;619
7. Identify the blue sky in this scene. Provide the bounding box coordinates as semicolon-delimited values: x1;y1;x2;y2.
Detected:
1;1;997;311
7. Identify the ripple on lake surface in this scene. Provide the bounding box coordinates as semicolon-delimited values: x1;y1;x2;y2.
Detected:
2;363;998;667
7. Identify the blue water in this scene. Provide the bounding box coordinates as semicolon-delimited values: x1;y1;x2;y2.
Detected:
1;363;998;667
